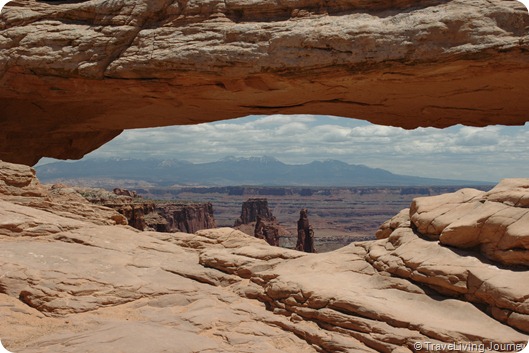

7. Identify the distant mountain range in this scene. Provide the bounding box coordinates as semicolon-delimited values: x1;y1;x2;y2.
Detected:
35;156;492;187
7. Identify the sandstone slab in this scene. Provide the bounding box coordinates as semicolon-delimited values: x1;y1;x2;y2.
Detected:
409;180;529;265
0;161;126;226
1;0;529;164
1;162;528;352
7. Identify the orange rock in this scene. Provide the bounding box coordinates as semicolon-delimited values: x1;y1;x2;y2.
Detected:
1;0;529;164
1;162;528;352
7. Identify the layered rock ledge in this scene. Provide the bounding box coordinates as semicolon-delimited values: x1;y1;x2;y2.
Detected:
370;180;529;335
78;187;217;232
1;0;529;164
1;161;528;352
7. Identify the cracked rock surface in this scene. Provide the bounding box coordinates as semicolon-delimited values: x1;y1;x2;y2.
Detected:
1;0;529;164
1;161;528;352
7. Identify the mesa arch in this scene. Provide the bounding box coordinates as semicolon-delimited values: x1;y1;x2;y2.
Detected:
0;0;528;165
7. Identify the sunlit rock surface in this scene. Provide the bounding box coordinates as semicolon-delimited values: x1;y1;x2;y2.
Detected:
1;0;529;164
1;160;527;352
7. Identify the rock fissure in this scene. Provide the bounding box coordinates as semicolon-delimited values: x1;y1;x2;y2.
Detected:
100;27;142;78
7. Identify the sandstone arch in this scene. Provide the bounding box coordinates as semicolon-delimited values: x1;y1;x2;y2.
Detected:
0;0;528;165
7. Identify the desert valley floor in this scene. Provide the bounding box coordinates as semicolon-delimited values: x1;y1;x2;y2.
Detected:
145;185;493;252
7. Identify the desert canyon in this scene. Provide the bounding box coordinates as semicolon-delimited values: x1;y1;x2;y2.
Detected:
1;0;529;352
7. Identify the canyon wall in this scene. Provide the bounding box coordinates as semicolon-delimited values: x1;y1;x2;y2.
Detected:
234;198;285;246
1;0;529;164
154;203;216;233
80;188;216;233
100;202;216;233
234;198;275;226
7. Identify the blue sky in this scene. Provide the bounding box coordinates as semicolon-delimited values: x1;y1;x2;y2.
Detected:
40;114;529;183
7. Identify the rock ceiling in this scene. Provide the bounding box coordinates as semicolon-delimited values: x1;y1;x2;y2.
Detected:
0;0;528;165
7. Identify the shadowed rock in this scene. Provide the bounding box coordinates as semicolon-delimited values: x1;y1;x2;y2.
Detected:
1;0;529;164
296;208;316;253
80;187;216;233
235;198;275;226
153;203;216;233
235;198;283;246
254;215;280;247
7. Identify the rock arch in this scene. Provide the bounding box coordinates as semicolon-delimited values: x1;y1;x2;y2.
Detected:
0;0;528;165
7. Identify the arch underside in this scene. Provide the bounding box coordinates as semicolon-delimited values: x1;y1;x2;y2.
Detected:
0;0;528;165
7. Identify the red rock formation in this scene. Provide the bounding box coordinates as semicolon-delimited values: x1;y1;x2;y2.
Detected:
113;188;138;198
235;198;275;226
111;203;156;231
153;203;216;234
254;215;280;247
1;0;529;164
234;198;284;246
78;187;216;233
296;208;316;253
106;201;216;233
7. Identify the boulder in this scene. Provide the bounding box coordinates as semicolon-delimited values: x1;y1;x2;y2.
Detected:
410;181;529;265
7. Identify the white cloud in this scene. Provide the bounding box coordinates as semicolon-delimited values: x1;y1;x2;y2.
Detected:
314;125;351;143
78;115;529;183
276;122;308;136
251;114;317;126
454;126;501;147
348;125;407;138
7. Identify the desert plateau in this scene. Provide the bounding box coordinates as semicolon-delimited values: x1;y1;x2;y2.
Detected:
1;0;529;352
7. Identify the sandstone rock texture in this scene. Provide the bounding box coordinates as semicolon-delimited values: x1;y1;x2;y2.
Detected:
296;207;316;253
1;0;529;164
254;215;280;246
374;180;529;334
235;198;275;226
234;198;287;246
2;160;528;352
409;180;529;266
0;162;128;231
154;202;216;233
80;187;216;232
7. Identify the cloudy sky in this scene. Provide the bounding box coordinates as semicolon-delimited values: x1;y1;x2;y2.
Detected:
42;114;529;183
